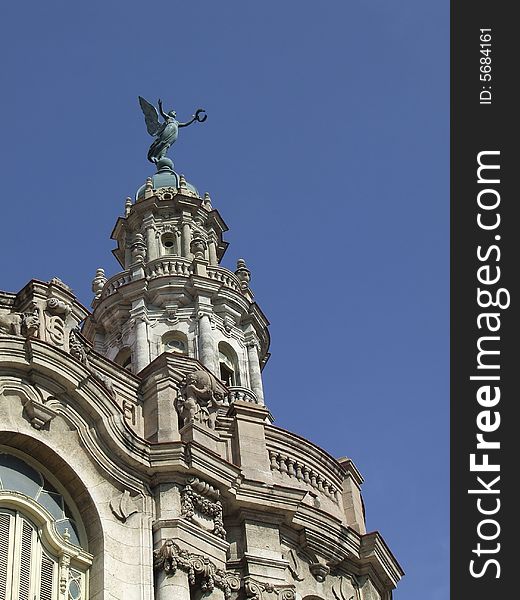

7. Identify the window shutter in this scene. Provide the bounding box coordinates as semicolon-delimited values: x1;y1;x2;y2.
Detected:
0;512;12;600
39;553;55;600
18;519;34;600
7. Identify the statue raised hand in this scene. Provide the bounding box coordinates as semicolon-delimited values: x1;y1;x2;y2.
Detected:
138;97;207;165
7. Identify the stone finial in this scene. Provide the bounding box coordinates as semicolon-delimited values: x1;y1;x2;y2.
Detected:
190;233;207;260
203;192;212;209
92;268;107;300
179;174;187;188
144;177;154;198
131;233;147;263
125;197;133;216
235;258;251;290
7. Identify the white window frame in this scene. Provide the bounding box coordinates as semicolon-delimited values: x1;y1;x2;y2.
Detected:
0;493;92;600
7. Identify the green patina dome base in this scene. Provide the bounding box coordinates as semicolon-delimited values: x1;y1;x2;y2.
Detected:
135;159;199;200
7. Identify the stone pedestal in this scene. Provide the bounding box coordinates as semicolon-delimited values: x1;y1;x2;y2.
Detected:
180;421;221;455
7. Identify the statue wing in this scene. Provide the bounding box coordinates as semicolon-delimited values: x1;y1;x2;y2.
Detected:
139;96;162;136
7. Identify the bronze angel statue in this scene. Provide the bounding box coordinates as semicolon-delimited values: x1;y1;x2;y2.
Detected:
138;97;207;164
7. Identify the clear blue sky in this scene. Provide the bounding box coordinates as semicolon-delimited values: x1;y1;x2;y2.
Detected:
0;2;448;599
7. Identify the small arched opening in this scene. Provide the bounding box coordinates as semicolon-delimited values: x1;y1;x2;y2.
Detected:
218;342;239;386
162;331;188;356
114;347;132;371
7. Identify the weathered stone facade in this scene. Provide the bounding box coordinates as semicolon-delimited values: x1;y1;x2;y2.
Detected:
0;160;402;600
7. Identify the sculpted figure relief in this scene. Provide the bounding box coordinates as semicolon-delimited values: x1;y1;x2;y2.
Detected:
176;370;224;429
0;312;22;335
138;97;207;165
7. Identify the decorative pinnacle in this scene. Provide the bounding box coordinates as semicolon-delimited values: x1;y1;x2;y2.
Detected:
235;259;251;289
179;174;187;188
203;192;212;209
131;233;147;263
92;268;107;300
125;197;133;216
190;232;207;260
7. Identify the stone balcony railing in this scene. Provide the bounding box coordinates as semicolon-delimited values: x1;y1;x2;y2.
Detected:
226;386;259;404
101;271;132;299
265;427;345;503
99;260;246;302
206;266;243;294
145;257;192;279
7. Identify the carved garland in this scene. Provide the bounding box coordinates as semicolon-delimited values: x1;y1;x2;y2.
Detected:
181;476;226;540
153;540;240;599
154;541;295;600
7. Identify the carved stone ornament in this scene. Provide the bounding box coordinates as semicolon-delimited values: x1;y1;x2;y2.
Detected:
286;549;305;581
46;297;72;316
69;330;90;366
46;315;65;346
69;330;116;399
175;370;224;430
332;575;360;600
235;258;251;290
181;476;226;539
23;308;40;338
22;397;57;430
91;268;107;301
0;312;23;336
190;233;207;259
131;233;147;263
110;490;139;522
153;540;240;599
309;562;330;583
244;579;296;600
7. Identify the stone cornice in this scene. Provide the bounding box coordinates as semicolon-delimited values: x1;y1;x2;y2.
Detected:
358;532;404;589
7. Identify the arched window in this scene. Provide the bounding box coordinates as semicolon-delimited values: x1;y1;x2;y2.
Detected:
0;453;91;600
161;233;177;256
162;331;188;355
218;342;239;386
114;347;132;371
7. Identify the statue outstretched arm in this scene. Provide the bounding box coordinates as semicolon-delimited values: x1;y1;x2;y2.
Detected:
157;99;169;122
179;108;207;128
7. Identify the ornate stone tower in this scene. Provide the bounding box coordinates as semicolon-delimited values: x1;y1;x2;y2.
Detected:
0;101;402;600
83;159;267;408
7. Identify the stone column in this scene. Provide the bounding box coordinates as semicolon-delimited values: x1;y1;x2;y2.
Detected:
247;341;265;405
132;301;150;373
198;312;217;374
181;222;191;258
145;224;158;261
155;567;190;600
208;239;218;266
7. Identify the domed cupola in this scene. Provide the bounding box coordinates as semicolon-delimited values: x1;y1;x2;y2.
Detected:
135;157;200;200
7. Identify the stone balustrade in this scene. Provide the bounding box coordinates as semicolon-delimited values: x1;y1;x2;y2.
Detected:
99;261;246;301
266;427;346;503
101;272;132;299
206;266;243;293
268;449;339;501
226;386;259;404
145;257;191;279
